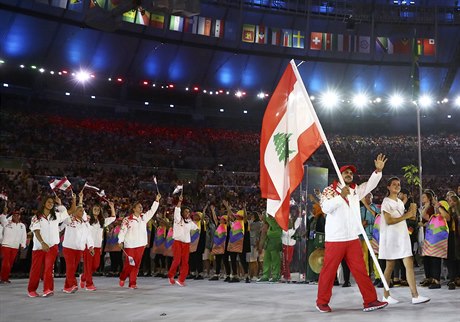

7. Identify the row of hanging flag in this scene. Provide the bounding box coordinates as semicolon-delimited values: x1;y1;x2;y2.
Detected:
38;0;436;55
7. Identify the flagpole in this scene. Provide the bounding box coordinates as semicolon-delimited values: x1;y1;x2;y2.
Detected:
290;60;390;291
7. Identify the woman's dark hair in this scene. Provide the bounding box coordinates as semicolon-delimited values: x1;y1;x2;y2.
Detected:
385;177;400;196
423;189;436;206
37;195;57;220
89;204;104;228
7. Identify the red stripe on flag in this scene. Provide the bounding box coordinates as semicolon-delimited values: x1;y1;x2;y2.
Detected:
55;177;68;190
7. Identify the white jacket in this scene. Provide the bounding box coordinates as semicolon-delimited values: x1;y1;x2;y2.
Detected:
1;221;27;248
62;216;94;250
118;201;159;248
320;171;382;242
30;205;69;250
172;207;198;243
89;217;116;248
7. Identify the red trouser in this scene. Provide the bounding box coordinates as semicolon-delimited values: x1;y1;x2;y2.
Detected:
168;241;190;283
281;245;294;280
316;239;377;306
119;246;144;287
28;245;58;292
63;247;83;289
1;246;19;282
82;247;101;287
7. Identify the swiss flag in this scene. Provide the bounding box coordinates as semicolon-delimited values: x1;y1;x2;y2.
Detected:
423;38;436;56
310;32;322;50
260;60;325;230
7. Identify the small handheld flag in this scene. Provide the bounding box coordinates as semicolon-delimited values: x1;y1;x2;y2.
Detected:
122;249;135;266
49;177;72;192
172;185;183;195
81;182;100;192
153;176;160;194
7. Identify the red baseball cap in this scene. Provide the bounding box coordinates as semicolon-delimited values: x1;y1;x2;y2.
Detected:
339;165;357;174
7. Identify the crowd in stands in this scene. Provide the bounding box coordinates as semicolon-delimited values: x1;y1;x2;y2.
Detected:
0;107;458;285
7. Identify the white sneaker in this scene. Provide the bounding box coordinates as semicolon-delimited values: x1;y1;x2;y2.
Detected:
383;295;399;304
412;295;430;304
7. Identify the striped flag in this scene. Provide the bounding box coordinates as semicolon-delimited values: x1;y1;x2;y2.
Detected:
255;25;267;44
169;15;184;32
282;29;292;47
260;60;325;230
271;28;281;45
49;177;72;191
212;19;225;38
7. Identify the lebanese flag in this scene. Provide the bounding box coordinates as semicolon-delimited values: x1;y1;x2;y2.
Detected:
49;177;72;191
82;182;100;191
260;60;325;231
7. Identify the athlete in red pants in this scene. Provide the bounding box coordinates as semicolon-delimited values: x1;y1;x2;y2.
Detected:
1;211;27;283
316;155;389;313
28;195;71;298
168;194;197;286
118;193;161;289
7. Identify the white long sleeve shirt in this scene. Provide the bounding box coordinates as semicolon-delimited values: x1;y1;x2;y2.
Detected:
62;216;95;250
172;207;198;243
89;217;116;248
118;201;159;248
320;171;382;242
282;217;302;246
30;205;69;250
1;221;27;249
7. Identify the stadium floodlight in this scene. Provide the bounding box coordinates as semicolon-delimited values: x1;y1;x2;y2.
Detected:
455;96;460;107
235;91;243;98
352;93;369;108
418;94;433;108
75;70;91;83
257;92;265;99
319;90;340;109
389;94;404;108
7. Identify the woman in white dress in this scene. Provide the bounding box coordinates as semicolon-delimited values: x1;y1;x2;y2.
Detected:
379;177;430;305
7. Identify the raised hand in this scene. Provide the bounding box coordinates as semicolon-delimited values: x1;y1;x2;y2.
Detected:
374;153;388;172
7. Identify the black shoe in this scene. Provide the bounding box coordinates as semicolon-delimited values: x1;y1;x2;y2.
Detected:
448;282;456;290
342;281;351;287
428;283;441;289
209;275;219;281
224;276;230;282
377;281;384;288
246;277;250;283
229;277;240;283
373;278;381;286
333;279;340;286
186;275;195;280
194;275;204;280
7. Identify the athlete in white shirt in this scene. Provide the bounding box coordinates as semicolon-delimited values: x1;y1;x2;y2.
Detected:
316;154;389;313
168;194;197;286
1;211;27;283
118;193;161;289
61;205;95;293
81;198;116;291
27;195;73;298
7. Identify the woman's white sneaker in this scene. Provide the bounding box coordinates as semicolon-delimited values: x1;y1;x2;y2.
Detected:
412;295;430;304
383;295;399;304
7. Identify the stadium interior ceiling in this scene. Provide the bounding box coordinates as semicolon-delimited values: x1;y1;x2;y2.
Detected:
0;0;459;134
